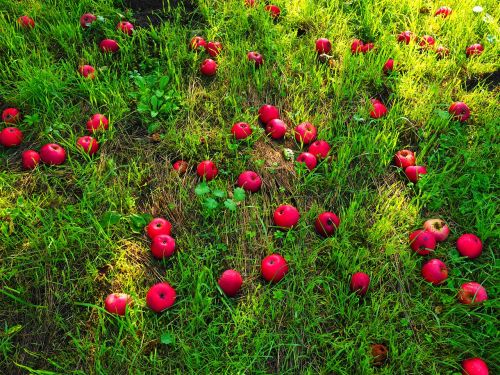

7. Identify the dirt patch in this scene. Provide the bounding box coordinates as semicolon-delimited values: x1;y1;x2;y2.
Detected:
124;0;196;27
464;69;500;92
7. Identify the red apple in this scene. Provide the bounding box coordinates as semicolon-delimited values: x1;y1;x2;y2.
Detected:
76;136;99;155
258;104;280;124
261;254;288;282
351;39;364;54
264;5;281;18
265;119;287;139
397;30;415;44
409;229;436;255
466;44;484;57
423;219;450;242
456;233;483;259
100;39;119;53
22;150;41;170
434;6;452;18
17;16;35;29
117;21;134;35
151;234;176;259
200;59;217;76
296;152;317;170
237;171;262;193
247;51;264;68
231;122;252;140
350;272;370;296
370;99;388;119
458;282;488;305
40;143;66;165
205;41;223;57
80;13;96;29
79;65;95;79
2;108;21;124
448;102;470;122
104;293;132;316
308;140;330;159
245;0;256;6
146;282;176;312
421;259;448;285
462;358;489;375
86;113;109;132
419;35;436;49
315;38;332;54
394;149;416;169
273;204;300;229
218;270;243;297
294;122;317;144
146;218;172;239
383;58;394;73
0;127;23;147
173;160;188;174
361;42;374;53
190;36;206;51
197;160;218;181
315;211;340;237
404;165;427;183
436;46;450;58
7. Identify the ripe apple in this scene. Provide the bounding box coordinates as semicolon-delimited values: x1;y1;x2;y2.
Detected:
423;219;450;242
264;5;281;18
104;293;132;315
308;140;330;159
231;122;252;140
397;30;414;44
361;42;374;53
146;218;172;239
315;38;332;54
462;358;489;375
394;149;416;169
370;99;388;119
350;272;370;296
404;165;427;183
117;21;134;35
436;46;450;58
273;204;300;229
247;51;264;68
218;270;243;297
296;152;317;170
200;59;217;76
40;143;66;165
190;36;206;51
79;65;95;79
383;58;394;73
456;233;483;259
237;171;262;193
448;102;470;122
245;0;256;6
315;211;340;237
76;136;99;155
151;234;176;259
205;41;223;57
421;259;448;285
86;113;109;132
458;282;488;305
146;282;176;312
466;44;484;57
22;150;41;170
434;6;452;18
2;108;21;124
259;104;280;124
100;39;119;53
409;229;436;255
197;160;218;181
0;127;23;147
351;39;364;54
265;119;287;139
294;122;317;144
419;35;436;49
17;16;35;29
80;13;96;28
261;254;288;282
173;160;188;174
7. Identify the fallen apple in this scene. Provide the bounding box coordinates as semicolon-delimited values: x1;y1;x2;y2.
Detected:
17;16;35;29
434;6;452;18
448;102;470;122
296;152;317;170
404;165;427;183
146;218;172;239
146;282;176;312
397;30;415;44
409;229;436;255
265;119;287;139
308;140;330;159
86;113;109;132
218;269;243;297
104;293;132;316
151;234;176;259
231;122;252;140
273;204;300;229
76;136;99;155
259;104;280;124
237;171;262;193
370;99;388;119
458;282;488;305
80;13;96;29
294;122;317;144
315;38;332;54
466;44;484;57
361;42;374;53
315;211;340;237
247;51;264;68
435;46;450;58
190;36;206;51
117;21;134;35
423;219;450;242
350;272;370;296
351;39;364;54
21;150;41;170
0;127;23;147
462;357;489;375
456;233;483;259
394;149;416;169
197;160;218;181
419;35;436;49
421;259;448;285
79;65;96;79
40;143;66;165
200;59;217;76
264;5;281;18
383;58;394;73
2;108;21;124
245;0;256;7
261;254;288;282
99;39;119;53
205;41;223;57
173;160;188;174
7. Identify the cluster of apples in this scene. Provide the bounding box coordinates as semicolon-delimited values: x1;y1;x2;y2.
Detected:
245;0;281;18
394;149;427;183
189;36;222;76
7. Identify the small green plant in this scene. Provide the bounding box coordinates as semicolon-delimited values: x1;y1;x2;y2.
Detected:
194;182;246;217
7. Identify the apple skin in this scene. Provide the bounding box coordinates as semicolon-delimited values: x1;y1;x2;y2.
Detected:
2;108;21;124
151;234;176;259
434;6;452;18
315;211;340;237
421;259;448;285
456;233;483;259
231;122;252;140
264;5;281;18
273;204;300;229
117;21;134;35
423;219;450;242
259;105;280;124
458;282;488;305
296;152;317;171
397;30;415;44
76;136;99;155
197;160;218;181
466;44;484;57
350;272;370;296
449;102;470;122
394;149;416;169
462;358;489;375
40;143;66;165
80;13;96;29
146;282;176;313
0;127;23;147
383;58;394;73
419;35;436;49
370;100;388;119
237;171;262;193
190;36;206;51
265;119;287;139
294;122;317;145
200;59;217;76
308;140;330;159
218;270;243;297
79;65;95;79
351;39;364;54
245;0;256;6
315;38;332;54
104;293;132;316
173;160;188;174
146;218;172;239
17;16;35;29
436;46;450;58
247;51;264;68
100;39;119;53
404;165;427;183
261;254;288;283
409;229;436;255
205;41;223;57
22;150;41;170
86;114;109;132
361;42;374;53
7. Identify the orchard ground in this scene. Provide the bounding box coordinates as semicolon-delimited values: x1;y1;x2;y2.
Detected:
0;0;499;374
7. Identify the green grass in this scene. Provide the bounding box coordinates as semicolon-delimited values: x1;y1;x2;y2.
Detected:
0;0;499;373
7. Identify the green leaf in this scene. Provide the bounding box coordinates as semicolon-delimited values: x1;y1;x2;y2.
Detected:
150;95;158;110
203;198;219;210
233;188;246;202
150;110;159;118
195;182;210;196
224;199;237;211
155;90;164;97
129;213;152;233
212;189;226;198
137;103;149;113
160;332;174;345
159;76;170;90
436;109;450;120
100;211;122;227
